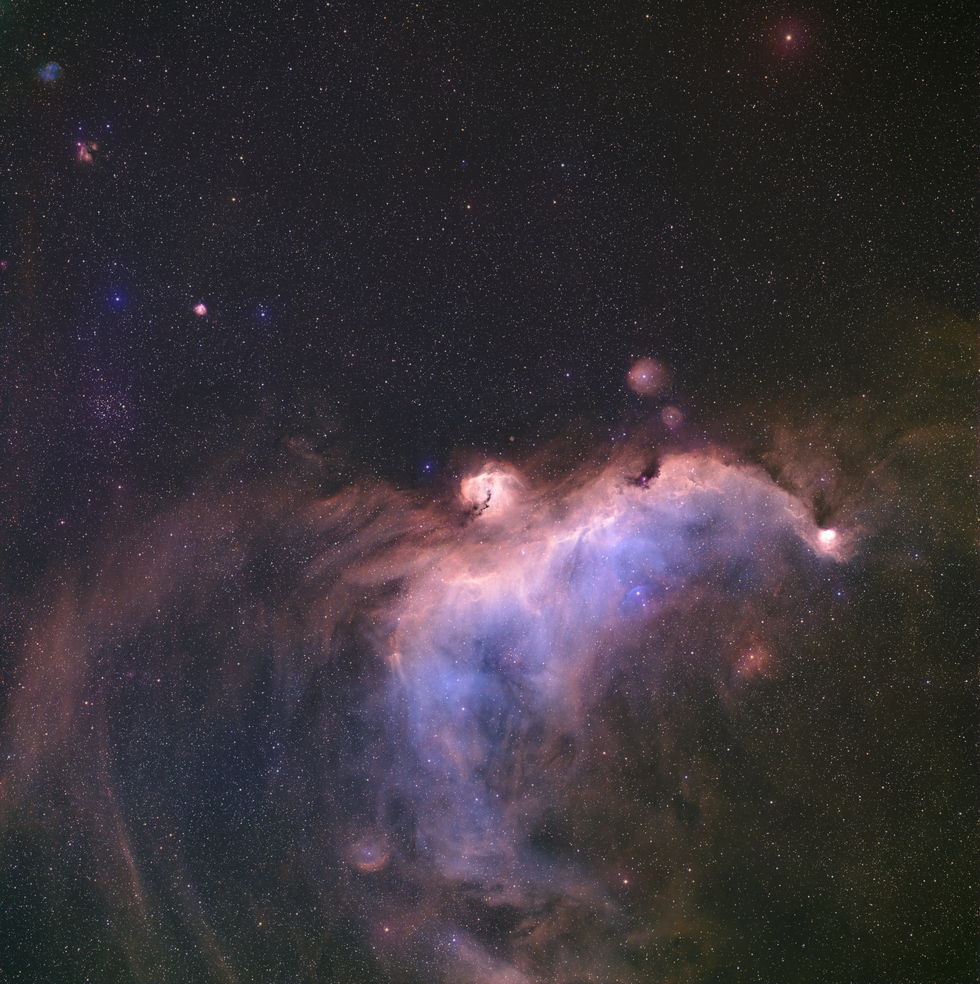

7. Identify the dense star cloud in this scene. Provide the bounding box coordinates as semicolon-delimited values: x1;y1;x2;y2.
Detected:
0;0;976;981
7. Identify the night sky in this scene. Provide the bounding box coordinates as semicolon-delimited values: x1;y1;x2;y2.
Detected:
1;1;977;982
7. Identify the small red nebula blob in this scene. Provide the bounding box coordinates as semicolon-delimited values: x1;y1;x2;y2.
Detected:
734;644;773;682
76;140;97;164
627;357;670;397
661;405;683;429
193;303;208;317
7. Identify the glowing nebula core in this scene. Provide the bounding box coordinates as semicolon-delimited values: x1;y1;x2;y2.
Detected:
627;357;670;396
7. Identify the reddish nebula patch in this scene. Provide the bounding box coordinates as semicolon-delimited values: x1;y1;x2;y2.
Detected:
77;140;97;163
348;831;392;873
627;357;670;397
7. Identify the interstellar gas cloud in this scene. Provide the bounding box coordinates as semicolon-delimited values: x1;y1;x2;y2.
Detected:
0;343;975;982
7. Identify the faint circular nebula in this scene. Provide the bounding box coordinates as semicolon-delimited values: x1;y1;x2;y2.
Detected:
661;405;684;429
347;832;392;873
627;357;670;397
38;62;61;83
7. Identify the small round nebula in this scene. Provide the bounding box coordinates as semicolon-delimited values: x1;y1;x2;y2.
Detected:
620;584;656;616
193;302;208;317
661;405;684;429
627;357;670;397
347;832;392;873
39;62;61;83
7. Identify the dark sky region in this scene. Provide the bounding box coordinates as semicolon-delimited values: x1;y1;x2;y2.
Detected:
0;2;976;982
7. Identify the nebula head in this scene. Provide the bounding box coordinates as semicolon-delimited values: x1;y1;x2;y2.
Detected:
459;461;524;519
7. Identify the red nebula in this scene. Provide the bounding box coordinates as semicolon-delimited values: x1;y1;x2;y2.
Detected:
77;140;97;163
627;357;670;397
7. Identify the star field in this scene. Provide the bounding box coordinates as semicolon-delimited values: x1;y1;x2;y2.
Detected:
0;1;976;982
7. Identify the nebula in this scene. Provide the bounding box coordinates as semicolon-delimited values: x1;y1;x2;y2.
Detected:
0;375;975;982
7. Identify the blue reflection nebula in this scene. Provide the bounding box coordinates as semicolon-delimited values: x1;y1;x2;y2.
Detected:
620;582;656;614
